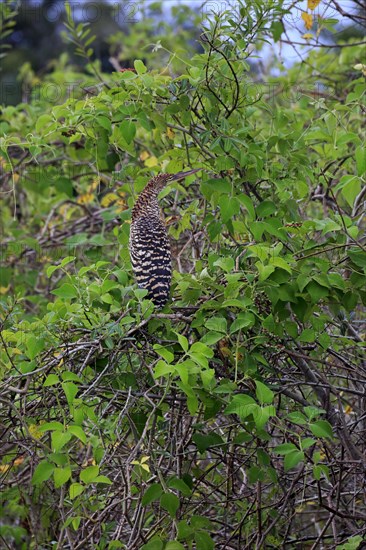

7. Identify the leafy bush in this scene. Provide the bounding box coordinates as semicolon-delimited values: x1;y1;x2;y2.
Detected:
0;1;365;548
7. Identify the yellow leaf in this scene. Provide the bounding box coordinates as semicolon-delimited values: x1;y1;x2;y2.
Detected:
140;150;150;161
308;0;320;9
13;457;25;466
344;405;353;415
302;33;314;40
53;352;64;367
0;285;10;294
59;204;70;217
115;203;127;213
101;193;118;207
141;464;150;473
77;192;94;205
0;464;10;473
302;12;313;30
145;156;158;167
354;64;366;76
82;459;96;468
166;127;175;139
89;178;100;192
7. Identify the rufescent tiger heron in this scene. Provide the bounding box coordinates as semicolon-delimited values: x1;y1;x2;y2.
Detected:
129;169;199;307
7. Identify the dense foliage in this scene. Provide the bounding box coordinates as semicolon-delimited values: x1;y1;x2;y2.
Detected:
1;1;365;548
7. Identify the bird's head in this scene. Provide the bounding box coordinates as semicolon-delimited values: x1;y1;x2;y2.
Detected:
132;169;200;221
149;169;199;193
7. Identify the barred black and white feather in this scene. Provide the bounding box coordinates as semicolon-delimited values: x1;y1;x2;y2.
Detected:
129;170;198;307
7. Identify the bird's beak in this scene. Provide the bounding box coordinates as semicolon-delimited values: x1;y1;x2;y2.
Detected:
169;169;200;181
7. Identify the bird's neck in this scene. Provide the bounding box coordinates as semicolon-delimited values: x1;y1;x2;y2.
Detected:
132;183;161;221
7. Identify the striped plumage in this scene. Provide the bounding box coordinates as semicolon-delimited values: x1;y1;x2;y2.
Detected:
129;170;198;307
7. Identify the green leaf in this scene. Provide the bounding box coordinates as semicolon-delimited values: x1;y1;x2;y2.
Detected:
101;293;113;304
213;257;234;273
53;466;71;488
256;200;276;218
52;283;78;299
43;374;60;387
174;362;191;385
271;20;284;41
299;328;315;342
306;281;328;302
36;114;53;132
355;147;366;176
255;380;274;404
230;312;255;333
304;406;325;420
142;483;163;506
194;531;215;550
47;264;60;277
310;420;334;439
218;195;240;223
96;115;111;132
108;542;124;550
190;342;213;357
134;59;147;74
39;421;64;432
61;371;81;383
80;465;99;484
165;543;185;550
26;336;45;360
94;475;112;484
205;317;227;334
313;464;326;481
192;433;224;453
51;431;72;452
238;194;255;220
274;443;298;455
176;332;189;352
340;176;361;207
247;465;266;484
191;515;212;529
253;405;276;428
186;394;199;415
141;537;164;550
119;120;136;144
69;482;84;500
284;450;304;471
153;344;174;363
62;382;78;406
32;461;54;485
177;520;193;540
160;493;180;517
167;477;192;497
60;256;76;268
287;411;308;426
270;257;292;273
224;394;257;419
256;263;275;281
154;360;174;378
200;331;223;345
348;249;366;268
201;178;231;198
335;535;363;550
68;425;87;444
